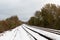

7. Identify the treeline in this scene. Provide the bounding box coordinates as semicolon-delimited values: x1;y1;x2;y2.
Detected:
0;3;60;33
27;4;60;30
0;16;22;33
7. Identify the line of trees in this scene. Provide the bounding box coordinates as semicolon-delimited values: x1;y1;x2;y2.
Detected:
0;16;22;33
27;4;60;30
0;3;60;33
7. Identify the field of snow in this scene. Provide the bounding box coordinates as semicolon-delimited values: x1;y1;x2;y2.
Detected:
0;24;60;40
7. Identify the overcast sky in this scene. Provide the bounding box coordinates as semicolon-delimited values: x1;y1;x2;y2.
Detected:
0;0;60;21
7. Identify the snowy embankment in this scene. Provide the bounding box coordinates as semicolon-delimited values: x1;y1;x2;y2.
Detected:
0;24;60;40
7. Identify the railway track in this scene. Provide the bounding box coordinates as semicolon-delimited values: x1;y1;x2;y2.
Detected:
0;24;60;40
30;26;60;35
22;26;53;40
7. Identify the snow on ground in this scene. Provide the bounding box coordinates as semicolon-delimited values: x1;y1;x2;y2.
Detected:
22;24;60;40
0;24;34;40
0;24;60;40
22;26;48;40
30;25;60;35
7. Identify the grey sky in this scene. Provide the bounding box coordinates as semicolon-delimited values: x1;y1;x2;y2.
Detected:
0;0;60;21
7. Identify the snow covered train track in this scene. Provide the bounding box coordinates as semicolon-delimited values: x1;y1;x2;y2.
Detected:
22;26;52;40
22;24;60;40
0;24;60;40
31;26;60;35
22;26;37;40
